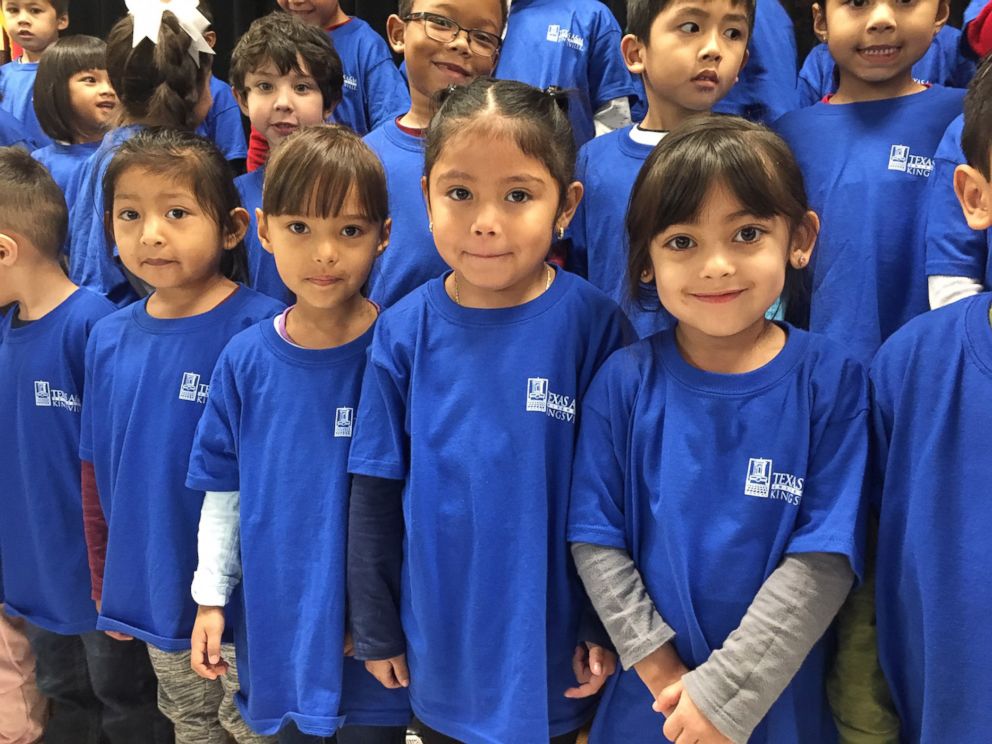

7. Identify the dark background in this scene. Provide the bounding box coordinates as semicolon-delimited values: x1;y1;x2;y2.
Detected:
29;0;974;81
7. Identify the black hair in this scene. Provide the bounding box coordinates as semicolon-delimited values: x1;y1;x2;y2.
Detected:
230;11;343;112
627;115;814;325
626;0;756;40
962;54;992;180
1;0;70;14
397;0;509;29
0;146;67;260
33;35;110;143
424;78;576;210
103;128;248;283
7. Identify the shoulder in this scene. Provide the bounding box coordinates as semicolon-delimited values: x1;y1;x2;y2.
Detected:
790;328;870;418
772;104;826;136
557;271;621;313
872;295;976;379
233;286;285;319
922;84;967;110
579;126;628;160
235;167;265;195
70;288;117;324
215;320;269;368
585;333;659;410
89;302;137;345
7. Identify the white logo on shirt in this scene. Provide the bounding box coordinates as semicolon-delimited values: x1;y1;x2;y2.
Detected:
343;74;358;91
744;457;804;505
33;380;81;412
178;372;209;404
887;144;933;177
334;407;354;438
545;24;585;51
525;377;576;423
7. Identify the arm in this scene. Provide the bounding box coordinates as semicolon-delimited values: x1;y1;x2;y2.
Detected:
593;97;632;137
80;461;107;603
927;275;985;309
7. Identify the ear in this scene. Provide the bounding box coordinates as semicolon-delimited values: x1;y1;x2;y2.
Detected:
555;181;585;233
57;12;69;32
377;217;392;256
789;210;820;269
933;0;950;34
639;264;655;284
954;164;992;230
204;29;218;50
223;207;250;250
812;3;828;43
232;85;249;117
386;14;407;55
621;34;646;76
256;208;276;255
0;232;20;267
421;175;433;220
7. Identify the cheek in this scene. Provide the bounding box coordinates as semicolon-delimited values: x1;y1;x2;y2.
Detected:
298;97;328;126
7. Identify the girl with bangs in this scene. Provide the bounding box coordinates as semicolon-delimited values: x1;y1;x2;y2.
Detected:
568;116;869;743
186;125;410;744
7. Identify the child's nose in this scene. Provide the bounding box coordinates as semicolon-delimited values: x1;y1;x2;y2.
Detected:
699;30;724;61
700;249;736;278
867;1;897;31
140;217;165;246
470;204;501;236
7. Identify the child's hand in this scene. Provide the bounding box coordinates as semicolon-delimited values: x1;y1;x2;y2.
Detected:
190;605;228;680
343;632;355;657
660;684;733;744
654;679;684;718
365;654;409;689
564;642;617;698
635;643;689;701
94;599;134;641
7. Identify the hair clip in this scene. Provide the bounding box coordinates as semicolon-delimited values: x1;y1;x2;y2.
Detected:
543;85;570;114
126;0;214;65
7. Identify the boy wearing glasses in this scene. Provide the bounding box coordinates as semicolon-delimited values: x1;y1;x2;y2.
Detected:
365;0;507;307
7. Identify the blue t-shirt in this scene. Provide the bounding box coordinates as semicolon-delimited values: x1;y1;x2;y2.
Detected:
965;0;985;22
0;60;49;149
568;126;674;338
773;86;965;364
494;0;636;146
0;106;27;148
196;75;248;162
67;125;144;306
79;287;283;650
925;114;992;286
186;317;410;736
569;327;868;744
32;140;101;212
363;120;445;306
871;293;992;743
329;18;410;136
234;167;292;303
0;289;114;635
797;26;974;108
349;270;628;743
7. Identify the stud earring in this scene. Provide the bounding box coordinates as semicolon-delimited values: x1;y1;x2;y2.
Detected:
797;255;806;267
556;225;565;240
428;222;433;233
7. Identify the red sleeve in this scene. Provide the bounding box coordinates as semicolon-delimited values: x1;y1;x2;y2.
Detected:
81;461;108;602
966;2;992;58
246;127;270;172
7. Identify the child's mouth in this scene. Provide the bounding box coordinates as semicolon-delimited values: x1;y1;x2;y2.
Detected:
434;62;471;80
858;45;901;61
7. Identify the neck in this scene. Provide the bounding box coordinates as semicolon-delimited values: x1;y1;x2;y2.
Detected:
400;90;433;130
74;126;106;145
285;295;376;349
145;274;237;319
831;70;925;104
674;318;785;374
12;262;77;321
19;48;42;63
445;263;553;309
640;97;703;132
324;8;350;27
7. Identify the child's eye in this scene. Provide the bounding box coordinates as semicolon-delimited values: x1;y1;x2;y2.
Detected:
166;208;188;220
255;81;273;93
664;235;696;251
733;226;765;243
288;222;310;235
81;76;97;83
446;187;471;201
117;209;139;221
845;0;870;8
724;28;744;40
506;190;530;203
341;225;364;238
678;22;700;33
294;83;315;94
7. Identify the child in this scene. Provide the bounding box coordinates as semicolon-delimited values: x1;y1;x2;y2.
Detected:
773;0;963;364
568;0;752;339
31;35;117;207
230;11;343;302
67;4;215;305
79;129;283;744
798;25;974;107
0;147;168;744
187;126;410;744
0;106;27;147
368;0;505;306
861;53;992;743
494;0;636;146
0;0;67;149
348;78;625;744
569;116;866;743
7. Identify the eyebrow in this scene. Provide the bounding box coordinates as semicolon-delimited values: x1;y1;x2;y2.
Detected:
674;6;748;22
435;171;545;185
725;209;764;221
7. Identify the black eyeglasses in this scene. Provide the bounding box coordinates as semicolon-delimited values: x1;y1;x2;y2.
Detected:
403;12;502;57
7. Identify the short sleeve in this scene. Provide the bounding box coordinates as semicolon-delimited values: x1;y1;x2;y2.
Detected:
186;350;242;492
786;358;870;583
364;55;411;133
924;143;988;281
587;10;636;107
204;83;248;161
348;330;411;481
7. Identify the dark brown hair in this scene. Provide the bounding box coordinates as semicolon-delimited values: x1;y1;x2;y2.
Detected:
397;0;509;29
263;124;388;225
0;146;67;260
1;0;70;15
102;128;248;282
424;77;576;211
33;35;109;144
105;11;212;130
962;54;992;180
626;0;755;41
230;11;343;112
627;115;812;323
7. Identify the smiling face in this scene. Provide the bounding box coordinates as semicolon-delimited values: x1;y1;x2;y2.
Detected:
423;125;582;307
814;0;947;99
277;0;346;28
625;0;749;129
1;0;67;61
67;68;118;142
237;56;331;147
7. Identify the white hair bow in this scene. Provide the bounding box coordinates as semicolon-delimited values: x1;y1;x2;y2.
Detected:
125;0;214;65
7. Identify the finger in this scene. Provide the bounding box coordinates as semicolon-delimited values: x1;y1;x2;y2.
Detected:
365;661;400;689
588;645;604;677
206;629;222;666
662;715;682;743
105;631;133;642
393;656;410;688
